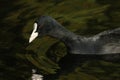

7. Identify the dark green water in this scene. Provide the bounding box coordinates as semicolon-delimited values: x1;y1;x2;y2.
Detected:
0;0;120;80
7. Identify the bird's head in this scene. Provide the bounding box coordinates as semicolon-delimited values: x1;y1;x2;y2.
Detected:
29;16;55;43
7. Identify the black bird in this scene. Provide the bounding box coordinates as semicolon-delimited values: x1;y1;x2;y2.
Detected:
29;16;120;79
29;16;120;55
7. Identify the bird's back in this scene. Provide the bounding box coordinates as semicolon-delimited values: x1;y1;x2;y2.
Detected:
67;36;100;54
68;36;120;54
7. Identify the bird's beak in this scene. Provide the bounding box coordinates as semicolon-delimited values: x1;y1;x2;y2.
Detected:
29;31;38;43
29;23;38;43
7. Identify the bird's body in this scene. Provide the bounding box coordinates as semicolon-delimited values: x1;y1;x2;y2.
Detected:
29;16;120;80
62;35;120;54
29;16;120;55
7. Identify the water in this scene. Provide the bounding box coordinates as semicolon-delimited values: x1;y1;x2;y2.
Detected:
0;0;120;80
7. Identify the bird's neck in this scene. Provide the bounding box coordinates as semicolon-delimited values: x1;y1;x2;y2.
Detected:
48;25;77;43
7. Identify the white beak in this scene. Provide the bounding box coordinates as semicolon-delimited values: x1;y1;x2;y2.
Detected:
29;23;38;43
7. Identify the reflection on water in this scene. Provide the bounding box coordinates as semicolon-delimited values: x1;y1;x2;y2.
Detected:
32;69;43;80
32;74;43;80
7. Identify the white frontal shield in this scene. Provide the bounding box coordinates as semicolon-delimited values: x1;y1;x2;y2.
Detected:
29;23;38;43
